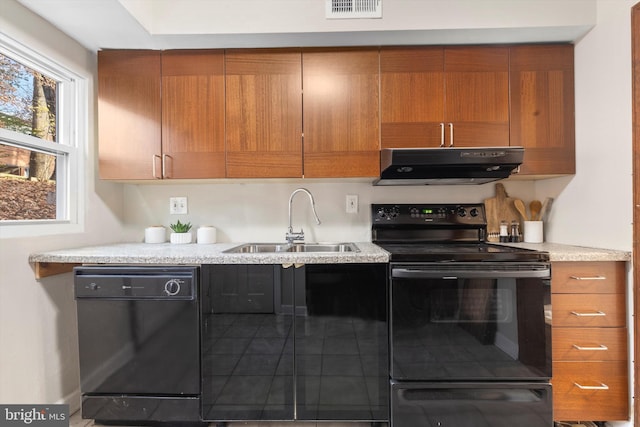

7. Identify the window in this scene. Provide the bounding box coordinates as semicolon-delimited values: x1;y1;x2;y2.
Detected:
0;33;85;237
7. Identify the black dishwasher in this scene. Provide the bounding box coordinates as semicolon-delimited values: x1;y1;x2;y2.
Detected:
74;266;201;423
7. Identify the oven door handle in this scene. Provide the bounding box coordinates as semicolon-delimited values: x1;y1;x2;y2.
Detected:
391;268;551;279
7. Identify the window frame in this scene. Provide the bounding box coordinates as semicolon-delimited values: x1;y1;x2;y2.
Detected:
0;33;86;238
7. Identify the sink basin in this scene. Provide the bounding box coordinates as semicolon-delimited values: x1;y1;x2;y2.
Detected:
223;243;292;253
288;243;359;253
223;242;360;254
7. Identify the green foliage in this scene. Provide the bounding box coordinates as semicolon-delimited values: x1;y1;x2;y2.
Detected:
170;220;192;233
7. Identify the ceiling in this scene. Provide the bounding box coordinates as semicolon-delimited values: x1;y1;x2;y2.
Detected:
15;0;595;52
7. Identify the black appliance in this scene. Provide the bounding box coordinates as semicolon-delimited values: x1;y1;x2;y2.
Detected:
74;266;201;424
374;147;524;185
372;204;553;427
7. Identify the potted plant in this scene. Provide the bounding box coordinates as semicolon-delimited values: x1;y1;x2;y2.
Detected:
169;220;193;244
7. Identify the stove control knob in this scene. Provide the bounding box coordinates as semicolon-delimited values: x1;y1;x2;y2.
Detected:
377;208;386;218
457;207;467;217
389;206;400;219
164;279;182;296
469;208;479;217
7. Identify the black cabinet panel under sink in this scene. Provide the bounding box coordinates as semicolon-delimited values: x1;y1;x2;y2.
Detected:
200;263;388;423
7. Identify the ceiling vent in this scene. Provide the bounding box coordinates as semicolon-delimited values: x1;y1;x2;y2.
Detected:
326;0;382;19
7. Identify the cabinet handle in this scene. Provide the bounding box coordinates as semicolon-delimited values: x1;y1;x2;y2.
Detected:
574;382;609;390
449;123;454;147
162;154;167;178
152;154;162;179
569;275;606;280
440;123;445;147
572;344;608;351
570;310;606;317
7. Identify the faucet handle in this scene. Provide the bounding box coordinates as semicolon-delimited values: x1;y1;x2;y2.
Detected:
286;228;305;243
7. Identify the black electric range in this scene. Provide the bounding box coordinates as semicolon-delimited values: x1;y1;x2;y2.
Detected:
372;203;549;263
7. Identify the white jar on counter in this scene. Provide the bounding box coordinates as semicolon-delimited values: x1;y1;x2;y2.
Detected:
197;226;217;244
144;226;166;244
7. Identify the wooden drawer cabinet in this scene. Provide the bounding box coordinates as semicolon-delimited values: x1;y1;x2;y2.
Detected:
552;328;626;362
553;361;628;421
552;293;625;328
551;261;628;422
552;261;625;293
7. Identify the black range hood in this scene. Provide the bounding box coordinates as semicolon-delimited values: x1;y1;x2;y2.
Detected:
374;147;524;186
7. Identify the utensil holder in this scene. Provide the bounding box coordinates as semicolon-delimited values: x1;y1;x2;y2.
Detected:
523;221;543;243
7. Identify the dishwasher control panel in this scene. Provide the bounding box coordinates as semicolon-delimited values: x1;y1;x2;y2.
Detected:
74;266;197;300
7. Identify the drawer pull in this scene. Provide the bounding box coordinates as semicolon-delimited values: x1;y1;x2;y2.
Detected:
569;275;606;280
572;344;608;351
570;310;606;317
574;382;609;390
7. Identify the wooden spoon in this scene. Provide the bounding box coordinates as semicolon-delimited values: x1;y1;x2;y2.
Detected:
513;199;528;221
529;200;542;221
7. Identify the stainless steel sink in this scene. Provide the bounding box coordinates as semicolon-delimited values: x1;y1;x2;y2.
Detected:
223;242;359;254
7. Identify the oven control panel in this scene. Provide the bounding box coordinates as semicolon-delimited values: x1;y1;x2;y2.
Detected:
372;203;486;225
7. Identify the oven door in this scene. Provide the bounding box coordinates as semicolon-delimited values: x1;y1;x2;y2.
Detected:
390;262;551;381
391;381;552;427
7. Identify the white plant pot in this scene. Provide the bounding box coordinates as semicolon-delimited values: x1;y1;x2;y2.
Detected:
170;232;192;244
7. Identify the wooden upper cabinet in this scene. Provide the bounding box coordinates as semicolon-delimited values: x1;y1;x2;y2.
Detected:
303;48;380;177
510;44;575;175
444;47;510;147
98;50;161;179
225;49;303;178
161;50;225;179
380;47;445;148
380;46;509;148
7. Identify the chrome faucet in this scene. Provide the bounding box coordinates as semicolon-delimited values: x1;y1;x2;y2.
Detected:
286;188;321;243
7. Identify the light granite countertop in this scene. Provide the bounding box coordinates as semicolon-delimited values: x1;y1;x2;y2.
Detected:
29;241;630;266
28;242;390;265
498;242;631;262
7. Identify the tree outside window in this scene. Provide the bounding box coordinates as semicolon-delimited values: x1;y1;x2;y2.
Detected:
0;52;59;220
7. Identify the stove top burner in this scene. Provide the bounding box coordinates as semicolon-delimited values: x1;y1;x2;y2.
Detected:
376;242;548;262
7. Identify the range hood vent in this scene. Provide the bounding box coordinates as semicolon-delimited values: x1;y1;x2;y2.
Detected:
326;0;382;19
374;147;524;186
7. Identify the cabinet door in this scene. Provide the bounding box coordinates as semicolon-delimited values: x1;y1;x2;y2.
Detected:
98;50;161;179
303;48;380;177
510;44;575;175
296;263;389;421
200;265;293;421
225;49;302;178
380;47;444;148
444;47;510;147
161;50;225;179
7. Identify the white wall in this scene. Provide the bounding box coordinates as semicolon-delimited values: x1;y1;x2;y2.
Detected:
537;0;634;253
0;0;126;409
122;180;536;243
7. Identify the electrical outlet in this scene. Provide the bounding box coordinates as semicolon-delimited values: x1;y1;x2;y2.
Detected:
169;197;188;214
346;194;358;214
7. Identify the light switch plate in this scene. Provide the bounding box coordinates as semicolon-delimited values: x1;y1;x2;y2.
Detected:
169;197;188;214
346;195;358;214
